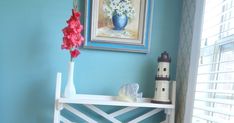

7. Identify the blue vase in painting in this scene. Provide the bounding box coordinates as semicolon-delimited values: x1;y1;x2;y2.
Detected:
112;14;128;30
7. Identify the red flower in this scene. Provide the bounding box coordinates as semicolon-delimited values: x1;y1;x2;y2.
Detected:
67;18;78;28
72;9;81;18
70;49;80;58
61;9;84;61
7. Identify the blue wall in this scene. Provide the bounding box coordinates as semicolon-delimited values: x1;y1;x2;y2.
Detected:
0;0;182;123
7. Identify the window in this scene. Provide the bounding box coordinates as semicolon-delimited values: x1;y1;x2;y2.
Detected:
191;0;234;123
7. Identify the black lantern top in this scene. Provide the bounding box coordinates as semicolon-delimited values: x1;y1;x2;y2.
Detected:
158;51;171;62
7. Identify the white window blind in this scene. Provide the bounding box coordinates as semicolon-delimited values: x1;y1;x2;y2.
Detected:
192;0;234;123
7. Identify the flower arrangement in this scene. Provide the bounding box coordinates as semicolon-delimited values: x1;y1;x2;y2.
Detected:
61;9;84;61
103;0;136;19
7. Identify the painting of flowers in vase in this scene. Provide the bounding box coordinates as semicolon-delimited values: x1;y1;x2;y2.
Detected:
90;0;147;45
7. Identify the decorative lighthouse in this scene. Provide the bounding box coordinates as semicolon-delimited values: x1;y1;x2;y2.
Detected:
152;51;171;104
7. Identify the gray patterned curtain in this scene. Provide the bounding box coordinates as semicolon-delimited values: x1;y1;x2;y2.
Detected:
176;0;196;123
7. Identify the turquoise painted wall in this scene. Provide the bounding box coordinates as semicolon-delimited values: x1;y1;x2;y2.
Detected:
0;0;182;123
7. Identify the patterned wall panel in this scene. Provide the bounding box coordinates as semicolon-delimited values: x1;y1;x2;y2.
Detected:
176;0;196;123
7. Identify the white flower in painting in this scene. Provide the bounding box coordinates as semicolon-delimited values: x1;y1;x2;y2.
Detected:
109;3;114;9
112;0;121;4
103;0;136;19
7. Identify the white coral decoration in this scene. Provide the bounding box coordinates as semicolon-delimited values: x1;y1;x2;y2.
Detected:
103;0;136;19
118;83;142;102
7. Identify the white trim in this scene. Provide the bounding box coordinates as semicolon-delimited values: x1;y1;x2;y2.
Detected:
60;115;72;123
184;0;205;123
53;73;62;123
170;81;176;123
128;109;162;123
85;105;121;123
109;107;137;117
59;94;174;109
64;104;97;123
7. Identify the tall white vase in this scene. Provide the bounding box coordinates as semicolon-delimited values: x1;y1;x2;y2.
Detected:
64;61;76;97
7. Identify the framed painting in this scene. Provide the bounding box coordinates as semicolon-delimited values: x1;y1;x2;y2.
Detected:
84;0;154;53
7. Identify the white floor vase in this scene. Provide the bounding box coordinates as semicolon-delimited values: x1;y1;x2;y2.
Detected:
64;61;76;97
